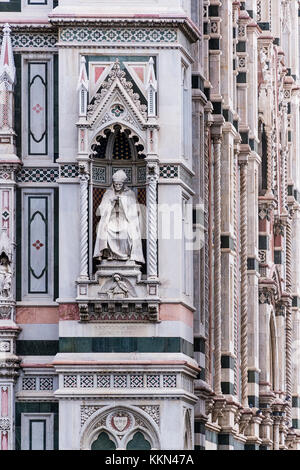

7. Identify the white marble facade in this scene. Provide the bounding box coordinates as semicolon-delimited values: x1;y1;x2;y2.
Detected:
0;0;300;451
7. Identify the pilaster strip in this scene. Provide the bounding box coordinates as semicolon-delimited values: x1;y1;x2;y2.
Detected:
213;135;222;396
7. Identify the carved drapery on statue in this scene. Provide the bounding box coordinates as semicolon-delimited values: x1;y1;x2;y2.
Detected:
93;170;145;264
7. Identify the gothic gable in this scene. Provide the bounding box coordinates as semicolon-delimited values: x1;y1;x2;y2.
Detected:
87;60;148;131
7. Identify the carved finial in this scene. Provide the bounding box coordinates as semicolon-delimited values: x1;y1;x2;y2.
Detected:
146;57;157;91
0;23;15;85
77;55;89;91
146;57;157;117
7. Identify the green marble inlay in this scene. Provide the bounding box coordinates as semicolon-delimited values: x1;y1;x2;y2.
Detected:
15;402;58;450
16;340;59;356
0;0;21;11
59;337;193;357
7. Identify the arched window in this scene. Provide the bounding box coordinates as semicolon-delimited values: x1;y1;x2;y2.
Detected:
91;125;146;162
126;432;151;450
91;432;116;450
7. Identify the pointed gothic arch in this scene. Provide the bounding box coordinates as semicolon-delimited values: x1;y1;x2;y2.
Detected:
80;405;160;450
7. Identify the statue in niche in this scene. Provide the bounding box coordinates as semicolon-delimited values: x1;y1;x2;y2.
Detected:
0;253;12;298
93;170;145;264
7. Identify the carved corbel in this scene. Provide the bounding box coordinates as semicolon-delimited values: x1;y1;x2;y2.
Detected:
211;397;226;424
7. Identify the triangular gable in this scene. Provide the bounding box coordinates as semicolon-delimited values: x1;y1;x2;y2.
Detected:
87;59;147;129
92;88;143;133
123;62;148;98
89;62;114;99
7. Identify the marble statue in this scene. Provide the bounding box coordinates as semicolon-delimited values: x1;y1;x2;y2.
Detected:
0;253;12;298
93;170;145;264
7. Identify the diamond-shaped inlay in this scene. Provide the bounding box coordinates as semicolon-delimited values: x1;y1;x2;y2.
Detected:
113;375;127;388
130;375;144;388
97;375;110;388
64;375;77;388
163;375;177;388
2;211;9;220
146;375;160;388
39;377;53;391
80;375;94;388
22;377;36;391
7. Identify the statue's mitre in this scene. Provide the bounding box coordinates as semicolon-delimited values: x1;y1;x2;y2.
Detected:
112;170;127;183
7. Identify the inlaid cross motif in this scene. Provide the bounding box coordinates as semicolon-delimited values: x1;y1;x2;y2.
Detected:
32;104;44;114
32;240;44;250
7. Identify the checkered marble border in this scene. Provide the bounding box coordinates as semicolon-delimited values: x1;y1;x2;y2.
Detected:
16;167;59;183
0;32;58;49
159;165;179;179
60;164;79;179
16;164;191;183
16;165;80;182
60;27;177;43
159;165;193;186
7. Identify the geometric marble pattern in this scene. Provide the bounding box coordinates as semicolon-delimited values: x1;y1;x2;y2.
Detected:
162;375;177;388
22;377;36;391
39;377;54;391
63;375;77;388
97;375;111;388
80;375;94;388
60;164;79;178
62;374;179;389
130;375;144;388
0;33;58;49
146;375;160;388
159;165;179;179
60;27;177;44
16;167;59;183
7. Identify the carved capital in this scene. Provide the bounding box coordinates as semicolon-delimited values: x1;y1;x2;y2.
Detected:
259;287;273;305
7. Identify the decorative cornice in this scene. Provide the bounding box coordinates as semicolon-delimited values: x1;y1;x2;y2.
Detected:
48;16;201;42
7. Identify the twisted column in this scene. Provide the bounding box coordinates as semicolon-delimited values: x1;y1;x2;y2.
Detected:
79;169;89;280
285;220;293;425
281;147;288;211
204;124;210;384
233;148;239;396
266;128;273;196
213;135;222;396
147;163;159;279
239;160;249;407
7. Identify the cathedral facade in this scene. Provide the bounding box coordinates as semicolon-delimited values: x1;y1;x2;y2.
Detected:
0;0;300;451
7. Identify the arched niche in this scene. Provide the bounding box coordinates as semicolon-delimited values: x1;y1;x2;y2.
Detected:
80;405;160;450
90;123;147;274
183;409;193;450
